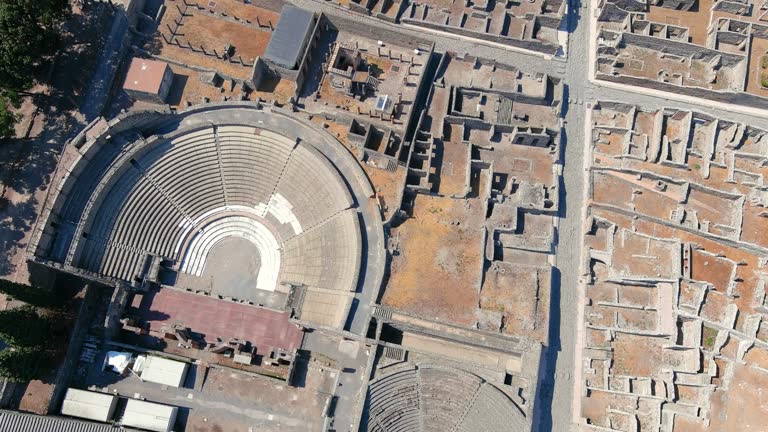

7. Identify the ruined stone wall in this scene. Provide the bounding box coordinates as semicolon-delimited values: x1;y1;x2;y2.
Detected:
444;115;494;131
403;44;436;140
324;14;433;49
622;32;745;67
462;86;553;106
250;57;269;89
536;15;563;29
291;12;325;96
510;129;553;147
265;61;300;82
106;107;174;134
400;18;560;55
242;0;285;13
348;1;371;15
597;73;768;110
29;109;172;260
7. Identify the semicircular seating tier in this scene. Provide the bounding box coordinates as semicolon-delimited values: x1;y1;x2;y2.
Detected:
363;365;528;432
50;121;364;329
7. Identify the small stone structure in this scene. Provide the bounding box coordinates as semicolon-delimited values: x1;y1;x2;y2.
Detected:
123;58;174;103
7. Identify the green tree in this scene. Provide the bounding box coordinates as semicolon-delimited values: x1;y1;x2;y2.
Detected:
0;0;70;94
0;306;51;348
0;348;52;382
0;278;60;308
0;98;16;139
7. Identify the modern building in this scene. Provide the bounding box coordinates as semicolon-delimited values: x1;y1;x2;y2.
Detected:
135;355;188;388
122;399;178;432
122;58;174;103
60;388;118;423
262;5;315;70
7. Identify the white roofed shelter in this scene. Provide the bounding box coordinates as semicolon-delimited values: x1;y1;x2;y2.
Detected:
122;399;178;432
60;388;118;423
135;355;189;388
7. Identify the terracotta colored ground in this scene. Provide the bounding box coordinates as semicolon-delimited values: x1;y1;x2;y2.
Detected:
153;2;270;80
645;0;713;46
480;265;550;342
310;118;356;152
438;138;469;196
365;164;406;221
611;332;666;378
383;194;485;326
179;12;272;61
135;288;303;350
708;362;768;431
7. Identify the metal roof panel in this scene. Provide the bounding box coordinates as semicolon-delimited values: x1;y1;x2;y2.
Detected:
262;5;315;69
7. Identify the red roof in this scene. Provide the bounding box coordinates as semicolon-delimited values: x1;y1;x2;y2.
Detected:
123;58;169;94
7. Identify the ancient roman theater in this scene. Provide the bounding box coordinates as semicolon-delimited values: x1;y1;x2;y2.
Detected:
29;103;380;330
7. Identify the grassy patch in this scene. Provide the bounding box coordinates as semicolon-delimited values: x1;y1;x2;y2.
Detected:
702;325;718;350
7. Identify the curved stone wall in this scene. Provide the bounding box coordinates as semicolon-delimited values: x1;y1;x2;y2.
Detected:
30;103;383;329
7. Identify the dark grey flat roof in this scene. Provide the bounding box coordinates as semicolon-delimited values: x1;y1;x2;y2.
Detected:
0;410;140;432
263;5;315;70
